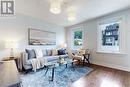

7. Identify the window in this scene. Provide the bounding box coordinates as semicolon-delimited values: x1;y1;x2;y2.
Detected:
71;27;84;49
74;30;83;46
101;22;119;52
97;16;126;53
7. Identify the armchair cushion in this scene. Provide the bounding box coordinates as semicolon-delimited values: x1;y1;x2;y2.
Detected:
78;49;86;56
74;55;84;60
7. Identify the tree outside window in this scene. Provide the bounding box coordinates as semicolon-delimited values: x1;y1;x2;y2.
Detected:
73;30;83;46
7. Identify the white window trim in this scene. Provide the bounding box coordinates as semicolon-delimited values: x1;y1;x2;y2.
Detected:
71;26;84;50
97;16;127;54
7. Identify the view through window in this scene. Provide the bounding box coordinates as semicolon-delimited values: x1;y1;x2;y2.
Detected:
73;30;83;47
98;21;120;52
102;23;119;46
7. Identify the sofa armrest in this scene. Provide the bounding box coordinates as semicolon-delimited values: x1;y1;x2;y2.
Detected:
21;52;28;68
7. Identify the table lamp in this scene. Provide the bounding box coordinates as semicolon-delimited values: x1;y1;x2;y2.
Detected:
60;43;67;49
5;41;18;59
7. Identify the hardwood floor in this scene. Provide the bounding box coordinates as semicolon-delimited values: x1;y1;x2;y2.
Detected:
70;64;130;87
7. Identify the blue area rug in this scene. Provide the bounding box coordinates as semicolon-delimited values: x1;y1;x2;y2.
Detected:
21;65;93;87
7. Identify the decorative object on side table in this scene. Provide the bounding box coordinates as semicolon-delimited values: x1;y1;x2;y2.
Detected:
5;41;18;59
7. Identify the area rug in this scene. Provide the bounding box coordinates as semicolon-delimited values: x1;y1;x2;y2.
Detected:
20;65;93;87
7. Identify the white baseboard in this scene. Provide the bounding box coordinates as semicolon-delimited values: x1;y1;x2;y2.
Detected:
92;61;130;72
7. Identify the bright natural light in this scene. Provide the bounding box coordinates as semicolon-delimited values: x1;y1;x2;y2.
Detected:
100;79;120;87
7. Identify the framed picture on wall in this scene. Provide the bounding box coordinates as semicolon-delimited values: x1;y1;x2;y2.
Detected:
28;28;56;45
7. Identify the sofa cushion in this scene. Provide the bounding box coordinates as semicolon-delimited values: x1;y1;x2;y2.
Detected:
25;49;36;59
58;49;67;55
46;50;52;56
35;49;43;58
43;56;59;62
52;49;58;56
42;50;47;56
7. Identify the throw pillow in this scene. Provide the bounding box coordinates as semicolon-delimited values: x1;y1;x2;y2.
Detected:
42;50;47;56
46;49;52;56
35;49;43;58
58;49;67;55
25;49;36;59
52;49;58;56
78;49;85;56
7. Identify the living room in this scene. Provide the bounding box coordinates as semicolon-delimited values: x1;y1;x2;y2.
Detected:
0;0;130;87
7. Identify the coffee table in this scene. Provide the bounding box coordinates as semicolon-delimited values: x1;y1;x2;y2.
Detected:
44;58;74;81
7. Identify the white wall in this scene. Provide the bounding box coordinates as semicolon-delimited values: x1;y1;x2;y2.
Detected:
0;13;65;60
66;8;130;71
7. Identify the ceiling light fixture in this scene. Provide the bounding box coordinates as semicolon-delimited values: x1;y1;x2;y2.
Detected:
67;6;76;22
67;8;76;22
50;0;61;14
50;0;76;22
68;12;76;22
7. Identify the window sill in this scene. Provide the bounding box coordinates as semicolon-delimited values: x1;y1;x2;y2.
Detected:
96;51;127;55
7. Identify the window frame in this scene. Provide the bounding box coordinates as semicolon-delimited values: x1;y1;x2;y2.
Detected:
71;26;84;50
97;16;126;54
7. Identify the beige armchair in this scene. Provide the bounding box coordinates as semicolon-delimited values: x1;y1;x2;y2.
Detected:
67;49;84;65
78;49;91;65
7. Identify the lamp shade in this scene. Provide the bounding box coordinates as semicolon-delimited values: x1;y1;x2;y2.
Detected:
60;43;67;48
63;43;67;48
5;41;18;49
50;0;61;14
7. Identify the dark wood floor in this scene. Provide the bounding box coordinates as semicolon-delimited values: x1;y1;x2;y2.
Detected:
70;64;130;87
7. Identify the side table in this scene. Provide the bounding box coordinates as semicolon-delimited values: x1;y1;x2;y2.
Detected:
0;60;21;87
83;53;91;65
3;57;19;70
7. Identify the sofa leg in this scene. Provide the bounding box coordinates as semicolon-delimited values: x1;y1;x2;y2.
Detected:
23;69;32;74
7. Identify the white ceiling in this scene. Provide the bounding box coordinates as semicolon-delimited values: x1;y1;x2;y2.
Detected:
16;0;130;27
